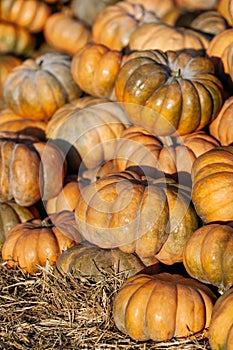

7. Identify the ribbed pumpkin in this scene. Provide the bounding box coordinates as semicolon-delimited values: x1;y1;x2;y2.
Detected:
71;43;124;100
0;0;51;33
191;146;233;223
0;131;66;206
0;54;22;97
115;49;223;136
2;211;83;274
190;10;229;36
75;169;199;265
2;53;82;121
183;223;233;293
209;287;233;350
217;0;233;26
54;242;147;279
209;95;233;145
113;272;216;341
43;10;92;56
92;1;159;50
0;21;35;55
46;96;129;172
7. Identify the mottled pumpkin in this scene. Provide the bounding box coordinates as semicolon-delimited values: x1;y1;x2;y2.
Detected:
0;0;51;33
191;146;233;223
2;211;83;274
115;49;223;136
75;169;199;265
209;287;233;350
0;54;22;97
113;272;216;341
183;223;233;293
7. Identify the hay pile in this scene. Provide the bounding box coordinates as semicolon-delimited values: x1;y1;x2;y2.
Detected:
0;257;211;350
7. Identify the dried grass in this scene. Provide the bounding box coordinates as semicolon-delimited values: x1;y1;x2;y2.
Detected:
0;257;211;350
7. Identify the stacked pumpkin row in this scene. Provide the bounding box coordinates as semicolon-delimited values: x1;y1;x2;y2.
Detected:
1;0;233;349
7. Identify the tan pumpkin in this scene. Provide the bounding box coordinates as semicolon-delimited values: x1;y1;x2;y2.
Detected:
209;287;233;350
113;272;216;341
115;49;223;136
0;0;51;33
209;96;233;145
75;169;199;265
0;131;66;206
44;10;92;56
190;10;229;36
2;52;82;121
46;96;130;172
2;211;83;274
217;0;233;26
191;145;233;223
183;223;233;293
0;20;35;55
175;0;218;11
0;54;22;97
71;43;124;100
92;1;159;50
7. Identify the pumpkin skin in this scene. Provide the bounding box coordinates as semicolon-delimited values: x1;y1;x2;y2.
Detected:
1;211;83;274
190;10;229;36
0;131;66;206
175;0;218;11
75;169;199;265
115;49;223;136
0;21;35;55
92;1;159;50
209;96;233;145
113;272;216;341
0;201;37;250
2;53;82;121
0;54;22;97
0;0;51;33
208;287;233;350
54;242;146;279
46;96;129;172
71;43;124;100
183;223;233;293
191;146;233;223
43;11;92;56
217;0;233;26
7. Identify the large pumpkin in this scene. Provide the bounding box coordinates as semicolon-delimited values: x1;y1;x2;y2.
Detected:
75;169;199;265
0;131;66;206
183;223;233;293
115;49;223;136
191;145;233;223
113;272;216;341
2;211;83;274
2;52;82;121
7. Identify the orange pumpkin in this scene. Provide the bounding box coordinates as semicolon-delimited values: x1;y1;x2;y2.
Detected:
217;0;233;26
175;0;218;11
113;272;216;341
0;54;22;97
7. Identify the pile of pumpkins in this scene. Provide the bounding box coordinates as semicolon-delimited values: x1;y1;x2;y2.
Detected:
1;0;233;348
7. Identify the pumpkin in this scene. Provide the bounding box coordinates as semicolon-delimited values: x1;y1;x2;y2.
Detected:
70;0;120;27
217;0;233;26
2;52;82;121
0;201;37;250
175;0;218;11
0;54;22;97
1;210;83;274
46;96;130;173
54;242;147;279
0;21;35;55
75;169;199;265
43;10;92;56
209;96;233;145
115;49;223;136
208;287;233;350
128;20;211;52
71;43;124;100
183;223;233;293
191;145;233;223
0;0;51;33
92;1;159;51
0;131;66;206
190;10;229;36
113;272;216;341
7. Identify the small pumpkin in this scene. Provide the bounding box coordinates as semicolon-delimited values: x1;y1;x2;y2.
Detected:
190;10;229;36
183;223;233;293
0;54;22;97
75;169;199;265
115;49;223;136
2;210;83;274
208;287;233;350
113;272;216;341
217;0;233;26
2;52;82;121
